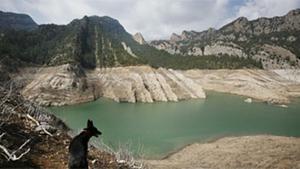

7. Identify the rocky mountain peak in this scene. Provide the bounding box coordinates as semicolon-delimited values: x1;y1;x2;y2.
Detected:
70;15;126;35
181;31;191;40
235;16;249;23
170;33;182;42
150;8;300;69
133;32;147;45
230;16;250;33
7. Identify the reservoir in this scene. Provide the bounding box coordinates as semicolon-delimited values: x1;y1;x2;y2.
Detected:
50;91;300;159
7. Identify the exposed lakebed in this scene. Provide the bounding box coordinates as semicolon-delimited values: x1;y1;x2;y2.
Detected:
50;91;300;159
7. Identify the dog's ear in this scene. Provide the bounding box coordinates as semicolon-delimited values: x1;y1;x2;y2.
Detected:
87;119;93;128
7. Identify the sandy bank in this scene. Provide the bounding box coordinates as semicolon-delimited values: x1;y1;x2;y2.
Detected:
145;135;300;169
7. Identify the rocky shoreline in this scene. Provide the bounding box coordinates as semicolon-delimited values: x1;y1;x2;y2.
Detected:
12;65;300;106
145;135;300;169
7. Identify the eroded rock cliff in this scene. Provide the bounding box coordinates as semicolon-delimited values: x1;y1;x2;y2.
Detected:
22;64;94;106
21;65;206;106
18;65;300;106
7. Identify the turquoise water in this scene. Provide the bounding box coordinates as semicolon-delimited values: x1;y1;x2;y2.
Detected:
50;92;300;159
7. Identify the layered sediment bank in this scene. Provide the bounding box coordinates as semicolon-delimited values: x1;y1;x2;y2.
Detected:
17;65;300;106
20;65;206;106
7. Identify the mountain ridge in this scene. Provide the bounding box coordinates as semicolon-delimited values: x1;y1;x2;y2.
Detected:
0;10;273;71
150;8;300;69
0;10;38;31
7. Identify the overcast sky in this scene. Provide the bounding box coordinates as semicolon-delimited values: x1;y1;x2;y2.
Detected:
1;0;300;40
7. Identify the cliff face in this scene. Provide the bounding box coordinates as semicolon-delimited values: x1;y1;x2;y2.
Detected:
150;9;300;69
20;65;206;106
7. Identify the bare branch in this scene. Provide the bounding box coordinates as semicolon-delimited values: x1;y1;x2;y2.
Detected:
26;114;53;136
12;148;31;161
0;132;5;139
92;139;144;169
11;139;31;155
26;114;40;126
0;139;31;161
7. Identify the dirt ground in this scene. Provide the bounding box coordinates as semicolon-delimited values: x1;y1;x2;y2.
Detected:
145;135;300;169
0;114;121;169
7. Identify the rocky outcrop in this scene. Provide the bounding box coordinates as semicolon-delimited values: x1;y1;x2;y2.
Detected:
150;40;181;55
203;42;247;58
170;33;182;42
121;42;138;58
253;44;300;69
133;32;147;45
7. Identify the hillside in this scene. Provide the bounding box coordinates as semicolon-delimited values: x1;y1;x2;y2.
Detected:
0;12;261;71
0;11;38;31
0;85;135;168
151;9;300;69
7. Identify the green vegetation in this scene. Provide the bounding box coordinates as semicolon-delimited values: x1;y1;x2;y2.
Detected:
0;15;262;70
143;53;262;70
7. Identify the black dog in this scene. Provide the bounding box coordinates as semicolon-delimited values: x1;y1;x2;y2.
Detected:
68;120;102;169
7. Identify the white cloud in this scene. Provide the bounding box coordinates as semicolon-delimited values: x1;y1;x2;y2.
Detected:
236;0;300;19
0;0;299;40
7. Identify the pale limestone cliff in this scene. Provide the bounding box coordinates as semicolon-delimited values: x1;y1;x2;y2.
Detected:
133;32;147;45
121;42;138;58
203;42;247;58
253;44;300;69
21;65;206;105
